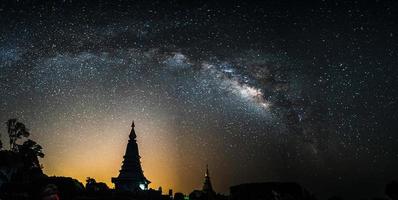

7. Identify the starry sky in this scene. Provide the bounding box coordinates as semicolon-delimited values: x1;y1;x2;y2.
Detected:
0;0;397;199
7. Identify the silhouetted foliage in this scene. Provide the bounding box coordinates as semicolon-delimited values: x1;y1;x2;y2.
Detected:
1;175;85;200
189;190;206;200
386;181;398;200
40;184;60;200
3;119;44;172
0;119;46;194
86;177;109;194
34;176;84;200
0;151;24;191
174;192;185;200
19;139;44;158
17;139;45;171
6;119;30;151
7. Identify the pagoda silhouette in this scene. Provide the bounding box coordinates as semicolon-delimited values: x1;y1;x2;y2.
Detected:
112;121;150;192
189;165;217;200
203;164;215;195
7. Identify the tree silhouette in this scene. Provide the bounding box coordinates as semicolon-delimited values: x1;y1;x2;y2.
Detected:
86;177;109;193
3;119;45;171
6;119;30;151
86;177;96;186
18;139;45;169
174;192;185;200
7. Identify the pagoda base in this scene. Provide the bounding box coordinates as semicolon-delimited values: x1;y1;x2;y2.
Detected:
112;177;149;192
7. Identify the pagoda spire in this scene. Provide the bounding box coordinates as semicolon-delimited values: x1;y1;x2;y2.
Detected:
202;164;214;194
129;120;136;139
112;121;150;192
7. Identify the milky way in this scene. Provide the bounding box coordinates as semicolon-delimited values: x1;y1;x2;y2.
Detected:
0;1;397;199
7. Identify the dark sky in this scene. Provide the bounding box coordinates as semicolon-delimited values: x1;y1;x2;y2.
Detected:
0;0;397;199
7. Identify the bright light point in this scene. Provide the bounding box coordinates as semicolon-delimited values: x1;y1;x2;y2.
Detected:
261;102;269;108
139;183;146;190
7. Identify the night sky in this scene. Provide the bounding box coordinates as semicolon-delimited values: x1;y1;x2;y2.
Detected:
1;0;397;199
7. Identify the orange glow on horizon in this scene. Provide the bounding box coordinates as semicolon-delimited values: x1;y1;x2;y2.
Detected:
40;120;183;194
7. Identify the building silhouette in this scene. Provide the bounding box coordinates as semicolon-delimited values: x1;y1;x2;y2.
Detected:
202;165;215;196
189;165;216;200
112;121;150;192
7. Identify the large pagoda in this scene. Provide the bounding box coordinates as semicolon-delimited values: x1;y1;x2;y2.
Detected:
112;121;150;192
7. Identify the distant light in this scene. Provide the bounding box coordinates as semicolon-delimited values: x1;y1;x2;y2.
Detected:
260;102;271;109
139;183;146;190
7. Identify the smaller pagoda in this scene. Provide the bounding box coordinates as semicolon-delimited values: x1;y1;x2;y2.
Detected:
202;165;216;198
